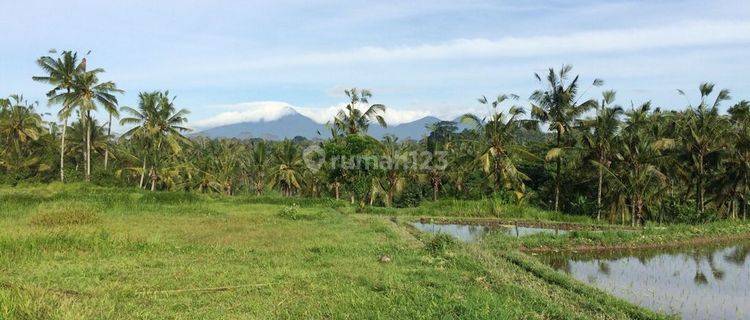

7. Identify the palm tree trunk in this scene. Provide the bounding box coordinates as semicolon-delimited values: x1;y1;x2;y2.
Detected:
554;129;562;212
139;158;146;188
59;117;68;182
149;167;156;191
104;113;111;169
85;111;92;182
597;167;603;221
433;180;438;201
697;156;705;214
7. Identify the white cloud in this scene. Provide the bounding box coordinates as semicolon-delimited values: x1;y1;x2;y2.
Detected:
192;101;296;128
193;101;442;129
224;20;750;70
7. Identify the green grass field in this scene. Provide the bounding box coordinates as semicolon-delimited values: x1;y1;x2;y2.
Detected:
0;184;664;319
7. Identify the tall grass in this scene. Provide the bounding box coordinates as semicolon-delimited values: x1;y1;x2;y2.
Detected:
29;201;99;226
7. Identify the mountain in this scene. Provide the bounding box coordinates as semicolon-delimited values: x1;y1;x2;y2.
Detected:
368;116;442;140
195;110;326;140
195;109;470;140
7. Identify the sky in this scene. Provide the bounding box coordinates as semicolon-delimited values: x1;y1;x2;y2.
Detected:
1;0;750;132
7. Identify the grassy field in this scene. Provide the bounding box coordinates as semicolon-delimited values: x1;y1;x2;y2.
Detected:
0;184;663;319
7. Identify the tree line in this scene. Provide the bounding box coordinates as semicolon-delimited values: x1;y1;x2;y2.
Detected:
2;50;749;225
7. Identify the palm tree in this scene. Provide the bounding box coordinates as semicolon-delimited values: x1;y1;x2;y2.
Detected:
212;139;244;195
677;83;731;214
120;91;191;191
248;140;270;195
371;136;408;206
578;90;623;220
103;103;120;170
67;117;113;170
32;50;87;182
0;95;45;164
269;140;303;196
61;69;122;181
602;102;671;225
531;65;602;211
0;98;9;111
333;88;387;135
461;94;538;201
725;100;750;219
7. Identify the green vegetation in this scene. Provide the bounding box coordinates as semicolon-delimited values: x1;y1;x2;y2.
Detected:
3;49;750;318
363;198;597;223
0;185;664;319
29;201;100;226
1;52;748;228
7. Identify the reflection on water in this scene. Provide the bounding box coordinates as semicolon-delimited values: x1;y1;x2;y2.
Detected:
412;222;567;242
506;225;568;237
411;222;490;242
542;242;750;320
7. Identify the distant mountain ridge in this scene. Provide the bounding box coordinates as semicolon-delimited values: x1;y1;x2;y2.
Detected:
195;108;468;140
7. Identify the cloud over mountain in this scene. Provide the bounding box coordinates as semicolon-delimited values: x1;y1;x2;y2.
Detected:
194;101;437;129
192;101;297;128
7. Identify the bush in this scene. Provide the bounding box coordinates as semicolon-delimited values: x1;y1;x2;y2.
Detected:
29;201;99;226
660;198;718;224
424;233;456;255
393;183;423;208
277;204;301;219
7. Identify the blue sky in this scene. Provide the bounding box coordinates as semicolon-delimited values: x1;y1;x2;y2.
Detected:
2;0;750;131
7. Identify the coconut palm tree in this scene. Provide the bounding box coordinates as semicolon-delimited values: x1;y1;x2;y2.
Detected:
461;94;539;201
676;83;731;214
601;102;671;225
67;116;112;171
32;50;87;182
531;65;602;211
212;139;245;195
248;140;270;195
60;69;122;181
724;100;750;219
578;90;623;220
0;95;45;164
370;135;408;206
120;91;190;191
269;140;303;196
333;88;387;135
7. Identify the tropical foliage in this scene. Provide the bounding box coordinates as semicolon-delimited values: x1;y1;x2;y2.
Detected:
3;54;750;225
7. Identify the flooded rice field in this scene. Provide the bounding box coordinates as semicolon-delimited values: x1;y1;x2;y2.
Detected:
411;222;490;242
542;241;750;319
411;222;566;242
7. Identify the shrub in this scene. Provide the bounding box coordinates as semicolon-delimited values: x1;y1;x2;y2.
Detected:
276;204;307;220
424;233;456;255
660;198;718;224
29;201;99;226
393;183;423;208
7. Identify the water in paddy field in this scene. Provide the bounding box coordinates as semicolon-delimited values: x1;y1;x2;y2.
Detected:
541;241;750;320
411;222;491;242
411;222;566;242
505;225;568;237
